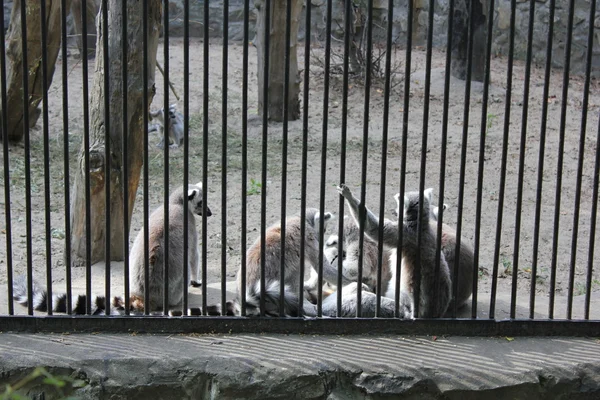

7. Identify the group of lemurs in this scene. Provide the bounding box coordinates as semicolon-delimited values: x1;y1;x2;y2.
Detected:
14;180;475;318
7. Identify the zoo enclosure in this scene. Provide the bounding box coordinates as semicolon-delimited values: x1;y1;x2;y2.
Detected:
0;0;599;336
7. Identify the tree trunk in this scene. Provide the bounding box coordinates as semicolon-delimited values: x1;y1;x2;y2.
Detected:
451;0;487;82
70;1;162;266
70;0;100;60
1;0;69;142
255;0;302;122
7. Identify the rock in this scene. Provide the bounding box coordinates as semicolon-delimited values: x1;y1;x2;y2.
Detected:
0;0;597;77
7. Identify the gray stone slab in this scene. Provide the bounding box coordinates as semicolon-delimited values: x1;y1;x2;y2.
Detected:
1;333;600;399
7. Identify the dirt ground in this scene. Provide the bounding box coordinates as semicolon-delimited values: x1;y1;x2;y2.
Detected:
1;37;599;316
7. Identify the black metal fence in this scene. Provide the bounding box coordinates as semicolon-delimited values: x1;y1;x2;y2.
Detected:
0;0;599;336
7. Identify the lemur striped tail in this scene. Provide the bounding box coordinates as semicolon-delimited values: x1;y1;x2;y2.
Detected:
12;275;236;316
12;275;123;315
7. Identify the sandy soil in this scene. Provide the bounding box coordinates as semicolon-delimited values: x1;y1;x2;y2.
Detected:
1;37;599;315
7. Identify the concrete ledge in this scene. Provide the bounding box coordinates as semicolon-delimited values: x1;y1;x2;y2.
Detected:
1;333;600;399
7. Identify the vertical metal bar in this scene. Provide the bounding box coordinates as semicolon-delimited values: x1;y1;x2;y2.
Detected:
473;0;495;318
585;114;600;320
317;0;333;317
143;0;150;316
20;0;33;316
489;0;515;319
122;0;130;315
221;0;229;314
510;0;536;319
240;0;249;317
259;0;271;317
375;0;394;317
549;0;575;320
163;0;170;315
568;0;595;320
102;0;111;316
418;0;436;317
337;0;352;317
202;0;209;316
81;0;92;315
452;0;475;318
298;0;311;317
356;0;374;318
0;0;14;315
530;0;555;319
40;0;53;315
279;0;292;317
182;0;190;316
60;0;72;315
396;0;413;318
436;0;454;318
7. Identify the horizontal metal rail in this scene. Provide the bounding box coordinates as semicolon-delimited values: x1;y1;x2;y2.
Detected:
2;316;599;337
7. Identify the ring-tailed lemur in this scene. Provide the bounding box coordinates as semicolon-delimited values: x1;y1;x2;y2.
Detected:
320;215;393;295
337;184;452;318
149;104;185;149
235;208;353;317
13;183;215;316
390;193;474;310
127;182;211;313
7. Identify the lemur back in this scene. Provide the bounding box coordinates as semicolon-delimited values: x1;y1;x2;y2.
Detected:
236;208;352;316
337;184;452;318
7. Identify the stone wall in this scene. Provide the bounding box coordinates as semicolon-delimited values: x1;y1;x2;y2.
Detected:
2;0;599;76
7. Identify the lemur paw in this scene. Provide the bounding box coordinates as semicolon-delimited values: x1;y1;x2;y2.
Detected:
169;143;179;149
336;183;352;199
190;280;202;288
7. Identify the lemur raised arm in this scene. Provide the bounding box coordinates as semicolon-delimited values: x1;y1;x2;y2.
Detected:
337;184;452;318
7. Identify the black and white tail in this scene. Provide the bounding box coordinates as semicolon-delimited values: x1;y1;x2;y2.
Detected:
12;275;236;317
12;275;124;315
240;280;316;317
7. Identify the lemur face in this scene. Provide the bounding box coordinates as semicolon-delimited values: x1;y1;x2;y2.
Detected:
187;183;212;217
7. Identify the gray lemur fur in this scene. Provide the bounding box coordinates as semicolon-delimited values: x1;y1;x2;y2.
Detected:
392;193;474;310
321;215;392;295
128;182;212;312
321;281;413;318
337;183;452;318
237;208;353;316
149;104;185;149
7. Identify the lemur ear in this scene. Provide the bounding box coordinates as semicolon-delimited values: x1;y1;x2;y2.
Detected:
188;188;199;201
394;193;400;204
315;211;335;228
404;195;409;210
194;182;203;189
424;188;434;202
442;204;448;211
